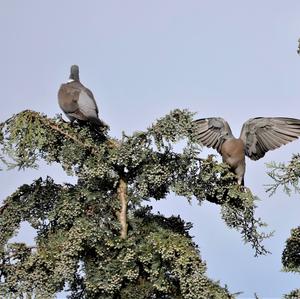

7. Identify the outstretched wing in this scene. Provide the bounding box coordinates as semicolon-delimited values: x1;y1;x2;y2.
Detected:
240;117;300;160
193;117;234;153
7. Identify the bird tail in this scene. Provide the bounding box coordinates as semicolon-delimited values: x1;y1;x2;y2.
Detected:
89;117;110;131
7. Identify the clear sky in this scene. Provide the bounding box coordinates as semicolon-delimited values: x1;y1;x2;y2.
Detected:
1;1;300;298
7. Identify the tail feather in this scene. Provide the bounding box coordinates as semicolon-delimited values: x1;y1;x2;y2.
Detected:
88;116;110;130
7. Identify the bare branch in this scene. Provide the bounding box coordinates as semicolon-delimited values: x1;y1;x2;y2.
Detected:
116;176;128;239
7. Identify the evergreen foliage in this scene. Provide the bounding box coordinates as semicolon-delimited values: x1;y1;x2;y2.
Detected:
267;154;300;196
267;156;300;298
284;289;300;299
282;227;300;272
0;109;270;298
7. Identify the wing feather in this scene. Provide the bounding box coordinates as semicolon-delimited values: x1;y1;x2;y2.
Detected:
240;117;300;160
193;117;234;153
78;90;99;119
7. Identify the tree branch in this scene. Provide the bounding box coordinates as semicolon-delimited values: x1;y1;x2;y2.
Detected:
36;111;119;151
12;110;119;153
116;176;128;239
0;203;8;215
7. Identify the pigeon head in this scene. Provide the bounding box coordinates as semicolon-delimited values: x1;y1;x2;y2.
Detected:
69;65;80;81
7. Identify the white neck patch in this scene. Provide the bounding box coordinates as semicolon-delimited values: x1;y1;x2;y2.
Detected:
67;79;74;83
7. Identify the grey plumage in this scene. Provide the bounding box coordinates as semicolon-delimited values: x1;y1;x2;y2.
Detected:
240;117;300;160
58;65;108;128
194;117;300;185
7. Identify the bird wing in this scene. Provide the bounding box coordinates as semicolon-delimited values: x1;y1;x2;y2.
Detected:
83;87;99;114
240;117;300;160
193;117;234;153
77;89;99;120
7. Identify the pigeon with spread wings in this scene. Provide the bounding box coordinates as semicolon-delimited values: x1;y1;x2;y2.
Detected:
58;65;108;129
193;117;300;185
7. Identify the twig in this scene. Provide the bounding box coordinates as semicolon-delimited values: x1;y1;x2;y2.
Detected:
43;120;92;150
36;111;119;152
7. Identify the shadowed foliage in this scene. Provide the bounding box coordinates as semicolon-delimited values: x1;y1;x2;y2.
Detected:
282;227;300;273
0;109;270;298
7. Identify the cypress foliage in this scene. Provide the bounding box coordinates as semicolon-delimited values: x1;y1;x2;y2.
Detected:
267;155;300;298
0;109;269;298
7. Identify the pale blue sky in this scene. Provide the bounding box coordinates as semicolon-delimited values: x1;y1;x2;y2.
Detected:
1;1;300;298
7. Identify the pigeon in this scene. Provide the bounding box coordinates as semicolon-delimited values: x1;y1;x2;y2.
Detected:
193;117;300;185
58;65;108;128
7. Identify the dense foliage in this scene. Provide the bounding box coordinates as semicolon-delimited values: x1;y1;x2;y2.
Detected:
0;109;269;298
282;227;300;272
267;156;300;298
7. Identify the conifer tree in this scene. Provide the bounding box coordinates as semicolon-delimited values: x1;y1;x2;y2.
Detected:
0;109;269;298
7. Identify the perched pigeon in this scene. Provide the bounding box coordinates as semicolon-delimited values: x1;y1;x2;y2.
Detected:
193;117;300;185
58;65;108;128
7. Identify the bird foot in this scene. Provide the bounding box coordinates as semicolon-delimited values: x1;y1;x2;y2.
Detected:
238;185;251;194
